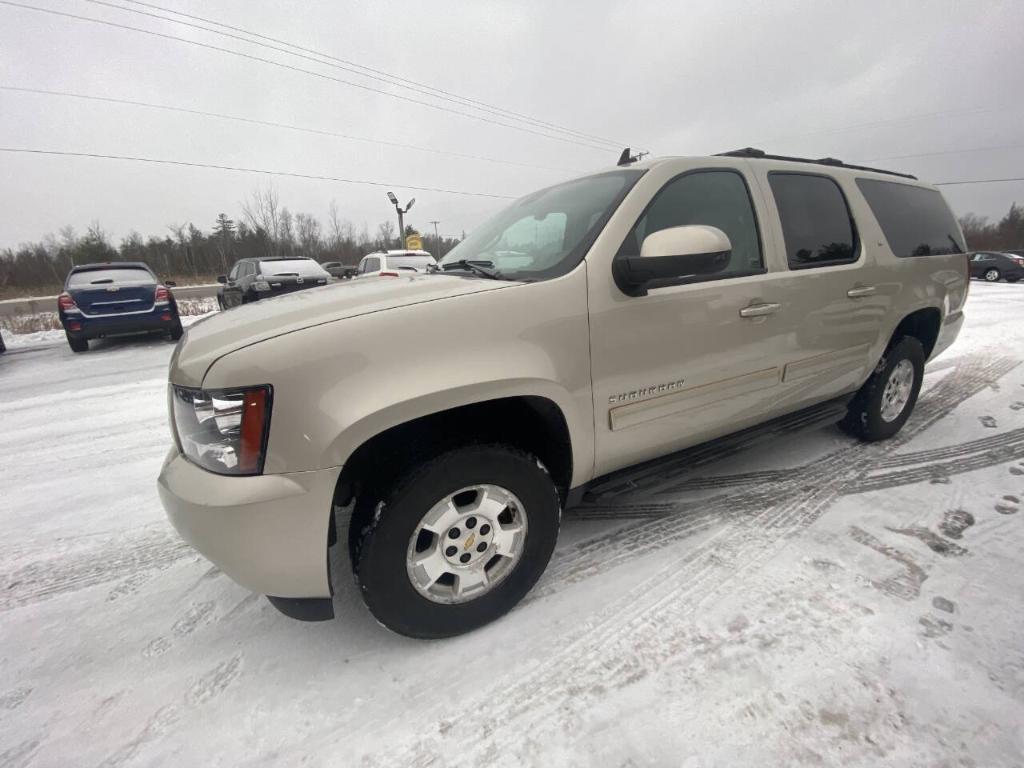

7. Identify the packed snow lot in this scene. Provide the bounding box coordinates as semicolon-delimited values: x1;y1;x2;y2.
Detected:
1;283;1023;767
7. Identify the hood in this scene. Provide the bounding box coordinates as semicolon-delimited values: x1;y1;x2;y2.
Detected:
170;273;514;386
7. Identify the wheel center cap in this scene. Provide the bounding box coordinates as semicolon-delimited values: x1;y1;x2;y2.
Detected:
464;533;476;550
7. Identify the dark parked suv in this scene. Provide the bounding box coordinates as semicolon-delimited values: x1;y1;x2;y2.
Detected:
969;251;1024;283
58;262;182;353
217;257;331;309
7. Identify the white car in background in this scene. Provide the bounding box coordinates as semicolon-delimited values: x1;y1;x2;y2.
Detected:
355;250;438;277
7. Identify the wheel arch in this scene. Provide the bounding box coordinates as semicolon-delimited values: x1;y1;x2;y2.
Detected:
332;390;578;510
886;306;942;360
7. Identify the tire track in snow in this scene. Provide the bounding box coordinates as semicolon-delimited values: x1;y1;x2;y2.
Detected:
0;527;194;612
615;420;1024;497
365;353;1018;764
534;356;1014;597
852;437;1024;493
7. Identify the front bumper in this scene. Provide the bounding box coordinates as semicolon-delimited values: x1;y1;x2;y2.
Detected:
157;447;341;600
62;305;178;339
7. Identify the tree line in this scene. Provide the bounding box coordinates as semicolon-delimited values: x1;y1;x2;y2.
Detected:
2;191;1022;297
0;187;463;295
957;203;1024;253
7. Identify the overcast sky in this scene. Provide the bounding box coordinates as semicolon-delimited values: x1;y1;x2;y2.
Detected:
1;0;1022;248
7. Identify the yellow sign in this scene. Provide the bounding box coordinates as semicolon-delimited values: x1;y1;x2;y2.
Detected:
405;234;422;250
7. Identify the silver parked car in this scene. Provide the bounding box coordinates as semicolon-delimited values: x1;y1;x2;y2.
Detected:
159;149;967;638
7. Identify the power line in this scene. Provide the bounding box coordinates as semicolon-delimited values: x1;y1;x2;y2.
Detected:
5;145;1015;191
756;105;1024;147
859;143;1024;163
0;147;519;198
934;177;1024;186
87;0;630;151
0;85;583;174
0;1;619;153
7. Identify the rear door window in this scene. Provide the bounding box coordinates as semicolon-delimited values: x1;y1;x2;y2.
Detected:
855;178;965;257
363;257;380;273
67;268;155;287
768;173;858;269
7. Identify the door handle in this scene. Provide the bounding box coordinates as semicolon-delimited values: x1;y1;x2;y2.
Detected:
847;285;877;298
739;302;781;318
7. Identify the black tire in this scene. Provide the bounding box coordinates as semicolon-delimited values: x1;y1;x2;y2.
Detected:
216;294;225;310
984;268;1001;282
1008;276;1020;284
66;333;88;353
353;444;560;638
168;319;184;341
840;336;924;442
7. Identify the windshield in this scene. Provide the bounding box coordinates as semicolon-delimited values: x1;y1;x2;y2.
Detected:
67;267;155;287
258;259;329;277
388;255;436;271
440;169;643;280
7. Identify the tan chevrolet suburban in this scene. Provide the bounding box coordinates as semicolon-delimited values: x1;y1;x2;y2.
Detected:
158;148;968;638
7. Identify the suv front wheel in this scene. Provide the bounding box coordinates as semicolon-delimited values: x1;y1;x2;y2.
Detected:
353;444;560;638
840;336;924;442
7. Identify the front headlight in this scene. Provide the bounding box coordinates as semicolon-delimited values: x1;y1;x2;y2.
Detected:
171;384;272;475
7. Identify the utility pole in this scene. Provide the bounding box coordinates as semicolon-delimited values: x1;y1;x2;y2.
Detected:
387;192;415;249
429;220;441;259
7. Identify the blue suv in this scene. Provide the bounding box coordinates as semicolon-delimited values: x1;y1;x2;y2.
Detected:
58;262;183;353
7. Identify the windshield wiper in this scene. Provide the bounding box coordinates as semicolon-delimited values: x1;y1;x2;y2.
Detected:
439;259;504;280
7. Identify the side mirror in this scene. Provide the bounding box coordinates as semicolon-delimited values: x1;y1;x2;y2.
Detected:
165;280;177;287
217;275;227;284
614;225;732;296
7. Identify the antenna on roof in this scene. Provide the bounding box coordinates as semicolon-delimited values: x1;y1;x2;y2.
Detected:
617;148;648;166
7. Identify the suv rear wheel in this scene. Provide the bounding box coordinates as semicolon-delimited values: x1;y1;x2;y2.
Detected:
353;444;560;638
66;333;88;353
840;336;924;442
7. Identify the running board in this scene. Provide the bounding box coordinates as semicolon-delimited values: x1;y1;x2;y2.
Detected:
579;395;852;503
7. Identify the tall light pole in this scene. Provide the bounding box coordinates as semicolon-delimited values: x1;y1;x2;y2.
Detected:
429;220;441;259
387;192;415;249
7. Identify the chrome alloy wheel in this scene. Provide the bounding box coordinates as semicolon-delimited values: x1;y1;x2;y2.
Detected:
880;359;915;423
984;269;1000;282
406;484;528;604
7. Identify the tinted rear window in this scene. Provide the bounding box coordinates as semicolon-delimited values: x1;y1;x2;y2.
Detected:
67;268;155;287
855;179;964;257
258;259;328;277
387;255;436;271
768;173;858;268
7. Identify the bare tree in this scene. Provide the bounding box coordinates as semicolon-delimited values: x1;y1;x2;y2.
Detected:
279;207;295;256
295;213;322;258
241;186;281;256
376;220;395;250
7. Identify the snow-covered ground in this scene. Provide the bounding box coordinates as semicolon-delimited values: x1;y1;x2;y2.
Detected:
1;283;1023;767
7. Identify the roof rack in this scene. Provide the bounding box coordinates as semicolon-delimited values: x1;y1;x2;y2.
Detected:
715;147;916;180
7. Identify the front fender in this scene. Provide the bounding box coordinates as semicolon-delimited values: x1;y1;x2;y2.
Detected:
202;269;595;483
325;377;588;487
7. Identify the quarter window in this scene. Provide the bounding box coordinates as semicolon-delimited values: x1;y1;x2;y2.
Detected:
618;170;764;280
364;257;380;273
855;178;964;257
769;173;858;268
